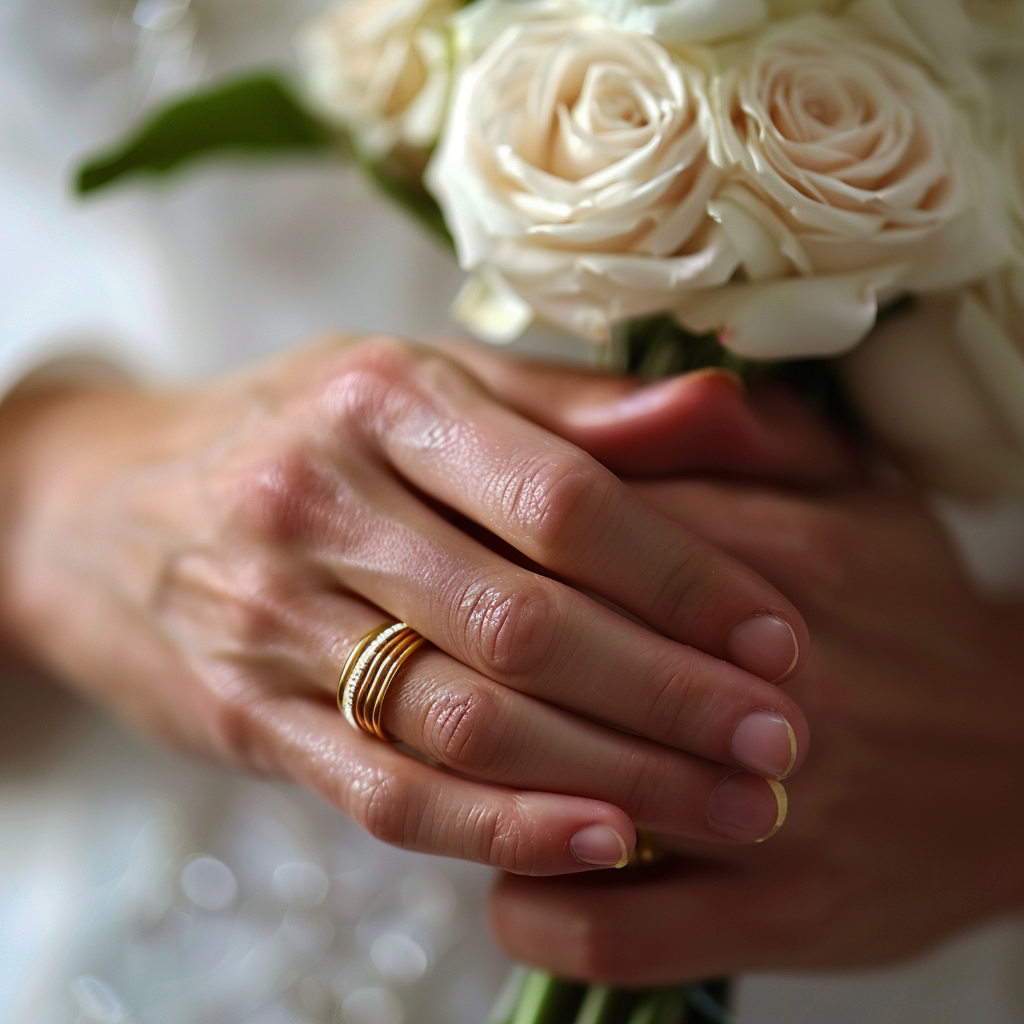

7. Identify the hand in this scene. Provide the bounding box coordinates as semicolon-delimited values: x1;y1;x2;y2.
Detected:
489;395;1024;981
0;336;811;875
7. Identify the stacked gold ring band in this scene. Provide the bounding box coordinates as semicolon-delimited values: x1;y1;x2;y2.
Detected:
338;623;427;740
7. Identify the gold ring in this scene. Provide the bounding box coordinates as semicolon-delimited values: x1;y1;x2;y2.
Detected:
338;623;427;740
628;829;666;868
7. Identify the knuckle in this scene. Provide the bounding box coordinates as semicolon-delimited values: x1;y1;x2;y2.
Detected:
424;682;521;779
644;650;712;742
613;749;671;820
479;803;542;874
648;535;719;632
336;335;422;385
451;578;560;679
232;445;334;545
152;549;297;659
223;565;293;650
319;336;426;434
352;770;419;849
201;672;269;769
498;450;606;559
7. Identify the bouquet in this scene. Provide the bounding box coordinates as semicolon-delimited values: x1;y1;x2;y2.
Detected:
76;0;1024;1019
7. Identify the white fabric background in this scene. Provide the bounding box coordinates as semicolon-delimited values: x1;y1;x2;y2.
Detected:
1;1;1023;1021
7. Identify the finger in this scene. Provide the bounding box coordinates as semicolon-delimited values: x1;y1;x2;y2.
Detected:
489;863;820;983
381;654;788;845
431;338;861;486
631;480;929;610
293;463;808;780
170;561;790;846
631;480;832;600
325;340;809;684
241;690;638;876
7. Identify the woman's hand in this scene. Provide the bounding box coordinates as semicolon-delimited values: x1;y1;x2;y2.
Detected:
490;451;1024;980
0;336;812;874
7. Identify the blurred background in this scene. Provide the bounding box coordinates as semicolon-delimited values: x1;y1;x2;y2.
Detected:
2;2;1024;1022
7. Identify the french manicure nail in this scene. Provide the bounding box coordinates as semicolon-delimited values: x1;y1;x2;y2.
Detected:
570;824;630;869
726;614;799;682
707;773;786;843
731;710;798;780
757;781;788;843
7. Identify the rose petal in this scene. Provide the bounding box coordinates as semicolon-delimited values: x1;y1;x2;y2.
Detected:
676;266;904;359
843;294;1024;496
581;0;768;44
954;291;1024;449
426;5;727;346
707;196;791;281
451;271;535;343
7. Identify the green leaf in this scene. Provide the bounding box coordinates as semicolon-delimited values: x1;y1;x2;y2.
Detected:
620;315;751;381
76;74;336;194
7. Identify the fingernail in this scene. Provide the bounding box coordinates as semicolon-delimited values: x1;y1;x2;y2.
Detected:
757;781;789;843
731;710;798;780
570;824;631;869
708;773;787;843
726;615;799;682
691;366;746;391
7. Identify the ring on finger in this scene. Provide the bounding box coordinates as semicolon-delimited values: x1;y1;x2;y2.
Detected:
338;622;427;740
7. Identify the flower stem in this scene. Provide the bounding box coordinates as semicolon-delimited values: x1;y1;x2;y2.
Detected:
486;971;733;1024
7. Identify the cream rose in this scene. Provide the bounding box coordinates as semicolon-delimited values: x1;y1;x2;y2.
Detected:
841;293;1024;496
425;5;738;346
676;15;1010;359
572;0;855;47
576;0;768;45
299;0;456;158
842;138;1024;497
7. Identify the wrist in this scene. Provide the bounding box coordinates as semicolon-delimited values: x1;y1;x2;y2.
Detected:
0;383;137;661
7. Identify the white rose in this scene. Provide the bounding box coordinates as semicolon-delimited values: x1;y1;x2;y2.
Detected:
425;7;738;346
299;0;456;158
842;292;1024;496
677;15;1010;359
576;0;767;45
571;0;853;47
842;130;1024;497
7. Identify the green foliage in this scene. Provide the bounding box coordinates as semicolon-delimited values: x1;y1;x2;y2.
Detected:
623;315;748;380
622;313;863;430
76;74;335;194
488;971;739;1024
74;69;454;250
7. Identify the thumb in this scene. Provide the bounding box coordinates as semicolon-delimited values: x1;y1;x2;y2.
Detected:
434;338;861;486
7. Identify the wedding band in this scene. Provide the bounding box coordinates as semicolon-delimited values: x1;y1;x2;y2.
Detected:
338;623;427;740
628;829;666;868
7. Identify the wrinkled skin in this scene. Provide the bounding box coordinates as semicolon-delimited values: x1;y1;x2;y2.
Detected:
2;334;1020;982
473;348;1024;983
0;336;818;878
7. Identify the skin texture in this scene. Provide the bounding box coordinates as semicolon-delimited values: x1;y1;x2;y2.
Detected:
0;336;813;878
483;376;1024;983
4;336;1021;981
